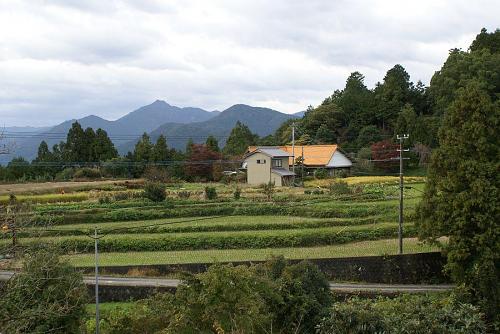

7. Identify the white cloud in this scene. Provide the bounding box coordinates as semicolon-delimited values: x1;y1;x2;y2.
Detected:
0;0;498;126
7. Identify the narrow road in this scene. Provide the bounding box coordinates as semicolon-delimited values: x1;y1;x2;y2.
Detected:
0;270;454;293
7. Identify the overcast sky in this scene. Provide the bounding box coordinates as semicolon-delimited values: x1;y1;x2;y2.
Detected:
0;0;498;126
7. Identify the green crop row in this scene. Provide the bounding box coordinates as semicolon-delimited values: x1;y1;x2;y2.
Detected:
10;225;416;253
32;198;404;226
24;216;387;237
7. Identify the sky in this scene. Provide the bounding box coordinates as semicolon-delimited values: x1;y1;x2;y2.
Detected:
0;0;498;127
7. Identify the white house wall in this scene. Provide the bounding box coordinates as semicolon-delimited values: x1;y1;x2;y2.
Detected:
326;151;352;168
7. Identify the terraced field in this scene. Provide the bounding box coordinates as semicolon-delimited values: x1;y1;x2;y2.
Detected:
0;177;431;267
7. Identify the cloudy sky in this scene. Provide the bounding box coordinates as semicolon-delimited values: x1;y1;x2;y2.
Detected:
0;0;498;126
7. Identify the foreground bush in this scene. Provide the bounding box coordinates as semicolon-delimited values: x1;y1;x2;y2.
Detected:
0;249;87;333
86;258;331;334
316;294;486;334
143;182;166;202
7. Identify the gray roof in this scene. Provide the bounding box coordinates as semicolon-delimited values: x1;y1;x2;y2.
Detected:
271;168;295;176
254;147;291;157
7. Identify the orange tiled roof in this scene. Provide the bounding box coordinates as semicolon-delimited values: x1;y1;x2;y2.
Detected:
247;145;338;166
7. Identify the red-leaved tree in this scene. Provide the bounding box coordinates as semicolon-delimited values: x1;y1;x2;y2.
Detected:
185;144;223;181
370;140;399;171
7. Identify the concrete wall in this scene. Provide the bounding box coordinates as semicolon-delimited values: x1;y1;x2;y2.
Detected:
81;252;447;285
246;152;271;185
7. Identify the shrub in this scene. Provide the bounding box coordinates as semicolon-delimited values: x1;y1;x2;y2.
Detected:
317;295;486;334
256;257;332;333
142;166;170;183
113;191;133;201
233;187;241;200
204;186;217;200
98;194;112;204
314;168;328;179
0;249;87;333
177;190;191;199
260;181;275;200
143;182;166;202
88;259;332;334
328;180;351;195
55;168;75;181
335;169;349;178
73;168;101;179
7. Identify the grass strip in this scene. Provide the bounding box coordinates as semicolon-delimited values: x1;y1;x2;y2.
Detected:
65;238;438;267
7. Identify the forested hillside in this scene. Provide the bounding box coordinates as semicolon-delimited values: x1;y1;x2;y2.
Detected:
266;28;499;160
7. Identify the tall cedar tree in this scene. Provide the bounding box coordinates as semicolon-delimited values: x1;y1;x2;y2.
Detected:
417;81;499;323
94;128;118;161
223;121;257;156
134;133;153;162
152;135;170;162
205;135;220;152
63;122;86;162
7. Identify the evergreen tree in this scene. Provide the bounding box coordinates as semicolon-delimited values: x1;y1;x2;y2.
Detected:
63;122;86;162
152;135;169;162
94;128;117;161
133;133;153;162
356;125;382;148
185;138;195;156
315;124;335;144
223;121;257;156
417;81;499;323
429;29;500;116
373;64;412;130
33;141;55;177
337;72;374;128
35;141;51;162
205;135;220;153
83;127;96;162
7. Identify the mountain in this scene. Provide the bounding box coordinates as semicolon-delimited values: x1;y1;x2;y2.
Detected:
113;100;218;134
1;100;217;163
3;126;51;133
293;110;306;118
121;104;298;152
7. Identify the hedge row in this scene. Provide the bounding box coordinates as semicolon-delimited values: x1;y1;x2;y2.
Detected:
24;217;383;237
18;225;417;253
33;201;399;226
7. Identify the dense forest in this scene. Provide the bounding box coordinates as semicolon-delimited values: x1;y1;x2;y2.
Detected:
0;28;498;182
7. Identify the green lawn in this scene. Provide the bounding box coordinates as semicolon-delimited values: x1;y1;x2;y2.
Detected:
66;238;438;267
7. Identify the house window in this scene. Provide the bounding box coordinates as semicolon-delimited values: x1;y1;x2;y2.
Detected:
257;159;266;164
272;159;282;168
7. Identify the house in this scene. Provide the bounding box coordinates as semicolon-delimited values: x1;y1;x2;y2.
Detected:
243;147;295;186
246;145;352;180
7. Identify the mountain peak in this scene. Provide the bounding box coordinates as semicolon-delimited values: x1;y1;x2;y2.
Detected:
150;99;170;106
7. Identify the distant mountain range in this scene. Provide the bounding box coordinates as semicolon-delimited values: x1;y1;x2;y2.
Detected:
1;100;301;163
122;104;297;152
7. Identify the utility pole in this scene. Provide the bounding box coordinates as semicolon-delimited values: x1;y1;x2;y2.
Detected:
397;134;409;254
94;227;100;334
291;123;295;186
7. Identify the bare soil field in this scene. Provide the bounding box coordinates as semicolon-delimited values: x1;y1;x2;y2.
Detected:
0;179;138;195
